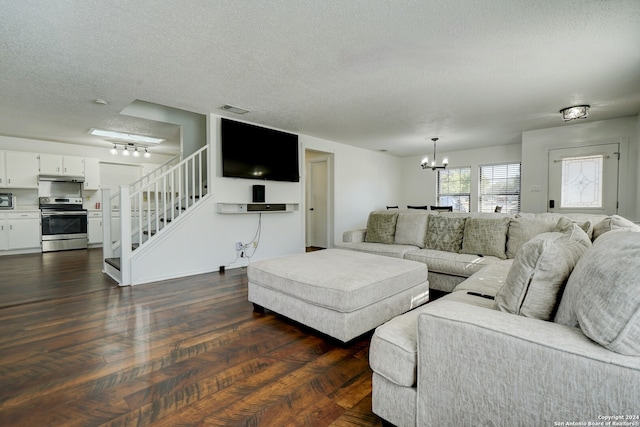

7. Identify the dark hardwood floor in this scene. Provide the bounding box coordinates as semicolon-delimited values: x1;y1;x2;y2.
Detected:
0;249;383;426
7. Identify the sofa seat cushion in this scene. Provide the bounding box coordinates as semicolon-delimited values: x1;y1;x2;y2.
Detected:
555;231;640;356
370;262;510;388
405;249;502;277
453;261;513;297
248;249;428;313
496;223;591;321
370;305;427;387
334;241;419;258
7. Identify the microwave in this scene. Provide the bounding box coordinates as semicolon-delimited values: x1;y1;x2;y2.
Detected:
0;193;15;210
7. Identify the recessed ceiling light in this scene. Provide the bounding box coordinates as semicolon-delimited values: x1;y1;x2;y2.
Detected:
93;98;108;106
220;104;250;115
89;128;165;144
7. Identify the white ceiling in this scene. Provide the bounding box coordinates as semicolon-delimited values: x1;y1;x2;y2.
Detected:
1;1;639;157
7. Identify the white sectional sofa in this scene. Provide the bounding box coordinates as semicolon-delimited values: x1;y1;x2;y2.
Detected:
336;209;613;292
338;210;640;426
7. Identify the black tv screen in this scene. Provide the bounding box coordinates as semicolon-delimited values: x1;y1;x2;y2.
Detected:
221;118;300;182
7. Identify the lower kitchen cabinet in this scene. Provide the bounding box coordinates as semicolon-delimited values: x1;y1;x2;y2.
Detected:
0;211;41;251
88;211;103;244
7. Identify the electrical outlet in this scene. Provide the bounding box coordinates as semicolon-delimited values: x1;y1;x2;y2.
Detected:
235;241;243;251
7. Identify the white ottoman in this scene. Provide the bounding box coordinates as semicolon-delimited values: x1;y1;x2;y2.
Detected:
247;249;429;342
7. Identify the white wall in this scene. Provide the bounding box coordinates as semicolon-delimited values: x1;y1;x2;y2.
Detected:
521;116;639;220
131;114;403;282
400;144;522;212
301;133;403;243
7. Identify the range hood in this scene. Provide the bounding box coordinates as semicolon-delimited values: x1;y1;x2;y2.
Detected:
38;174;85;183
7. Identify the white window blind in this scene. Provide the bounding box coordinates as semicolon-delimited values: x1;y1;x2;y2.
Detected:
479;163;521;213
437;167;471;212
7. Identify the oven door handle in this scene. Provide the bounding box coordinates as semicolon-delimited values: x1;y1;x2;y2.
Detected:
41;212;88;217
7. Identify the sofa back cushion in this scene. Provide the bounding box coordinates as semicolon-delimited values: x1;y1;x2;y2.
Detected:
365;211;398;244
394;212;430;248
592;214;640;240
496;222;591;320
461;217;510;259
506;213;562;259
424;215;466;253
555;231;640;356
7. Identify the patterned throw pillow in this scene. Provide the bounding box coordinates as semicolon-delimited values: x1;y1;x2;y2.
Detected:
365;211;398;244
496;223;591;321
461;217;510;259
424;215;466;253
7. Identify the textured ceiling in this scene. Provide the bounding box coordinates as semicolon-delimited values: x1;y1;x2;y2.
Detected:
1;0;639;156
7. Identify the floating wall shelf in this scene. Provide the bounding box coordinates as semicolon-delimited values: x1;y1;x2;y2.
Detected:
217;203;299;214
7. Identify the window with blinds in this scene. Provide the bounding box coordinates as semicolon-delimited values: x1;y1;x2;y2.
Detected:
479;163;521;213
437;167;471;212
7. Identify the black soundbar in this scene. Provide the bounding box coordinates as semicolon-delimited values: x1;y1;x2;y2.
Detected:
247;203;286;212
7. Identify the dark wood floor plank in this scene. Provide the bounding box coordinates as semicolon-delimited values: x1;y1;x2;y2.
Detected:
0;250;383;426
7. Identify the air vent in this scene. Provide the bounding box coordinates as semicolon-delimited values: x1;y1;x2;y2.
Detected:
220;104;250;115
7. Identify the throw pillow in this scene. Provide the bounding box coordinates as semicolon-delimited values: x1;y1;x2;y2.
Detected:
495;223;591;321
365;211;398;244
591;215;640;240
461;217;510;259
424;215;466;253
554;231;640;356
394;212;430;248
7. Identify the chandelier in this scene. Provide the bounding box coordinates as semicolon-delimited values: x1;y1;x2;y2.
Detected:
109;143;151;158
560;105;590;121
420;137;448;170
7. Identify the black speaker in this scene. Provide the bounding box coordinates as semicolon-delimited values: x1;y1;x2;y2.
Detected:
252;184;265;203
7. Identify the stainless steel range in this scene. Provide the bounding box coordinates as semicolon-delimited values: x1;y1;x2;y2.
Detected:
39;197;88;252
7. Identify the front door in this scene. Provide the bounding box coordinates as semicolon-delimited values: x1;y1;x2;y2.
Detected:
547;143;619;215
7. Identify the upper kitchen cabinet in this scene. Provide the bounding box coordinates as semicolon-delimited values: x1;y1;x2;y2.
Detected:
0;151;39;188
83;158;101;190
39;154;85;177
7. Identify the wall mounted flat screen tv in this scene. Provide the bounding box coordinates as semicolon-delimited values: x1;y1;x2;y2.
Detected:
221;118;300;182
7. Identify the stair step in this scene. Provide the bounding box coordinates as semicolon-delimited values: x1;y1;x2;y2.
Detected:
105;257;121;271
143;230;157;236
160;218;172;223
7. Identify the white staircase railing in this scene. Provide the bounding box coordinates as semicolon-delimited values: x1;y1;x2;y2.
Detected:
102;145;209;285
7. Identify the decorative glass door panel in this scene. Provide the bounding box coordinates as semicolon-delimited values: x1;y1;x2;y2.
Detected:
548;144;619;215
560;155;603;208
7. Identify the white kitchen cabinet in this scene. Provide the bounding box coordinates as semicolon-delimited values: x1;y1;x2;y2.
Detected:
0;211;41;251
1;151;39;188
0;215;7;251
83;158;101;190
39;154;85;177
0;152;5;187
88;211;103;244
